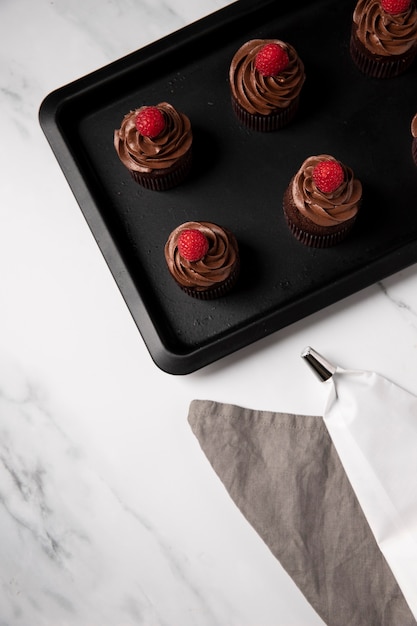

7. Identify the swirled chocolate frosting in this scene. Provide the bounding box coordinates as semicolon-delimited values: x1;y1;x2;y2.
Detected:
229;39;305;115
291;155;362;227
412;112;417;137
114;102;192;173
353;0;417;55
164;222;239;290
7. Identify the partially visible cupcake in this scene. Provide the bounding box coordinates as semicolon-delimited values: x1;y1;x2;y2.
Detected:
164;221;240;299
114;102;192;190
412;113;417;165
283;155;363;248
350;0;417;78
229;39;306;131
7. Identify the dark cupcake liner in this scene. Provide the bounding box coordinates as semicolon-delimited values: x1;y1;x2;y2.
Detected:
231;96;299;131
412;138;417;167
350;29;417;79
283;213;355;248
283;186;356;248
179;262;240;300
129;149;192;191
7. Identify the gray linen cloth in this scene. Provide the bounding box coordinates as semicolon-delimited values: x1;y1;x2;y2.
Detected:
188;399;417;626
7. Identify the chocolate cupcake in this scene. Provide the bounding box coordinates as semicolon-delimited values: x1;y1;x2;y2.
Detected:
114;102;192;190
350;0;417;78
283;155;362;248
229;39;305;131
164;221;240;299
412;113;417;165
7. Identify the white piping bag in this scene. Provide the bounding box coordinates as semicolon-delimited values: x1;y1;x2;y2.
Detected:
302;347;417;621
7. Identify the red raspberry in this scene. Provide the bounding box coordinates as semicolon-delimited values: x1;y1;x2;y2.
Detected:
135;106;165;138
255;43;289;77
177;229;209;262
312;160;345;193
381;0;410;13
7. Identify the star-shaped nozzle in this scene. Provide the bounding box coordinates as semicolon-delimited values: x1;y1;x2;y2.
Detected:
301;346;336;382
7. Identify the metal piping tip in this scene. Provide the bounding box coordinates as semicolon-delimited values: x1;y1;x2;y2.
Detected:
301;346;336;382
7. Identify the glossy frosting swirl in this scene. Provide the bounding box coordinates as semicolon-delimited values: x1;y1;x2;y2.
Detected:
114;102;192;173
229;39;305;115
164;222;239;290
291;155;362;227
353;0;417;55
411;112;417;137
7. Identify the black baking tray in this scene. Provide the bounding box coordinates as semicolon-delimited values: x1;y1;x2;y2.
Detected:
39;0;417;374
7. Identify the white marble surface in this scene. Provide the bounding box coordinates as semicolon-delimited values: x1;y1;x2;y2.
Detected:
1;1;417;624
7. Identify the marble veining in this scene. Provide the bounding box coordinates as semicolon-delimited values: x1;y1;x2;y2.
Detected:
1;0;417;624
0;374;218;625
379;276;417;327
